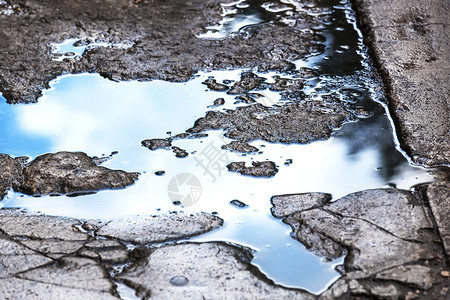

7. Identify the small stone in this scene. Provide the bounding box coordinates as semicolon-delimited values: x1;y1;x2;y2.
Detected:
441;270;450;277
370;284;398;298
230;199;248;208
208;98;225;108
141;138;172;150
170;276;189;286
155;171;165;176
227;161;278;177
171;146;188;158
405;291;419;300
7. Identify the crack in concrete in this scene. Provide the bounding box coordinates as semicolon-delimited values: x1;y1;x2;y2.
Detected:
417;185;450;269
12;275;118;296
320;207;428;245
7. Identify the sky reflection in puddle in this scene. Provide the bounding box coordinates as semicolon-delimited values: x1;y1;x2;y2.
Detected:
0;69;434;293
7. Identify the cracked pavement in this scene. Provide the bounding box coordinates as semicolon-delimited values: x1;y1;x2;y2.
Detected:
0;209;315;299
271;188;450;299
0;0;448;299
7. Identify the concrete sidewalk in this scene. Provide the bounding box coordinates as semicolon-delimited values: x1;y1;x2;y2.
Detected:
353;0;449;166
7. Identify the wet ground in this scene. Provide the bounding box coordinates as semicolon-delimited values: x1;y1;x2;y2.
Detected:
0;0;449;299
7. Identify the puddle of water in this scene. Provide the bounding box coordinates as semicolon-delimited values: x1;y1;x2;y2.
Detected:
198;0;295;39
0;0;437;295
51;38;132;61
0;70;434;293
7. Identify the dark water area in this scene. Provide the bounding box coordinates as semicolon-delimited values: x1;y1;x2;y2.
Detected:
198;0;296;39
0;0;437;294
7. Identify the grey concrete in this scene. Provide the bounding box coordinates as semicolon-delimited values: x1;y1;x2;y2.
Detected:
271;189;449;299
353;0;450;166
118;243;314;300
0;208;316;299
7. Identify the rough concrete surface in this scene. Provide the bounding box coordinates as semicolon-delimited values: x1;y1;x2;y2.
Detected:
117;242;314;300
271;189;450;299
353;0;450;166
0;208;317;299
0;0;326;104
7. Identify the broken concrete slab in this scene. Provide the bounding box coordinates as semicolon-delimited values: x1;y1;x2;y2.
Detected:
117;242;314;300
353;0;450;166
271;188;449;299
0;208;319;299
14;151;139;196
91;211;223;244
271;193;332;218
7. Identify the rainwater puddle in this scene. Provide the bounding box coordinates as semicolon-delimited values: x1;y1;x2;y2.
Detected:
0;0;437;295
